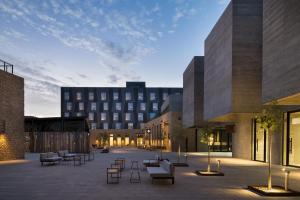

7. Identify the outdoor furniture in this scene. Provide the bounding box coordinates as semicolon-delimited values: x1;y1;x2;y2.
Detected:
111;163;122;178
40;152;63;166
143;159;160;167
130;161;141;183
147;160;175;184
116;157;125;169
131;160;139;170
107;168;120;184
73;155;82;166
101;148;109;153
115;159;125;170
58;150;77;161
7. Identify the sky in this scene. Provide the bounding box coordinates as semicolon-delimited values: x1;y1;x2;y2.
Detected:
0;0;230;117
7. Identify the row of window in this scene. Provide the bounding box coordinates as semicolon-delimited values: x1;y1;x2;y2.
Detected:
64;91;169;102
65;102;158;111
64;112;157;121
90;122;135;130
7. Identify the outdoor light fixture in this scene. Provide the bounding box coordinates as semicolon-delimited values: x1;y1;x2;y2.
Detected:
282;168;291;191
217;160;221;172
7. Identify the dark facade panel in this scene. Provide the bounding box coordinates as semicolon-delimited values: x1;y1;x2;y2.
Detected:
262;0;300;103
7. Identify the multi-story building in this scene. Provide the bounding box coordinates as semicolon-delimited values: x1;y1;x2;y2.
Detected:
61;82;182;147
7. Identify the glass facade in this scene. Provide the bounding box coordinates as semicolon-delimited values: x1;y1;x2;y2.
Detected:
286;111;300;167
253;121;268;162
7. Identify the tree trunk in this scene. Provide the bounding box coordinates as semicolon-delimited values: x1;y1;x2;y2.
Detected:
207;141;211;172
267;129;272;190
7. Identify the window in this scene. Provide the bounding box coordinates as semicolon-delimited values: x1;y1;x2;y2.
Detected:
91;102;97;111
138;113;143;122
153;103;158;111
76;112;82;117
66;102;72;111
103;123;109;130
79;102;84;111
149;112;156;119
113;92;119;100
91;123;97;130
116;102;121;111
125;113;131;121
128;123;134;129
128;102;133;111
76;92;82;100
64;112;70;117
64;92;69;100
140;103;146;111
89;92;94;101
125;92;131;101
89;112;94;121
101;113;106;121
138;92;143;101
115;123;121;129
113;113;119;121
150;92;156;101
103;102;108;111
163;92;168;101
101;92;107;101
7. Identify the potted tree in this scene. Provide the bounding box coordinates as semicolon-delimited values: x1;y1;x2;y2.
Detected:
196;125;224;176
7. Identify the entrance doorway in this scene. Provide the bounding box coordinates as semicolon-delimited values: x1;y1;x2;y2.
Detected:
286;111;300;167
253;121;268;162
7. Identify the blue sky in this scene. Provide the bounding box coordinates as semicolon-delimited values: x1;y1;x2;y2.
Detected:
0;0;229;117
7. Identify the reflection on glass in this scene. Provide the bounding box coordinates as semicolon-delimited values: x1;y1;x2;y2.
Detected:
289;112;300;167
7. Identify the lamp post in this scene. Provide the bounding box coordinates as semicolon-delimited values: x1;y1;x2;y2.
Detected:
147;128;151;148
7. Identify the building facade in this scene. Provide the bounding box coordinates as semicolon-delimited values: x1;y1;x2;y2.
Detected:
61;82;182;147
0;60;24;161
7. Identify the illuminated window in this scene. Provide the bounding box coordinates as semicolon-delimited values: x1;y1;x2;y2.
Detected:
116;102;121;111
66;102;72;111
153;103;158;111
76;92;82;100
113;113;119;121
150;92;156;101
128;102;133;111
101;113;106;121
89;112;94;121
103;102;108;111
103;123;109;130
89;92;94;101
76;112;82;117
125;113;131;121
138;113;143;121
91;102;97;111
79;102;84;111
128;123;134;129
64;92;69;100
125;92;131;101
101;92;107;101
113;92;119;100
163;92;168;101
140;103;146;111
138;92;143;100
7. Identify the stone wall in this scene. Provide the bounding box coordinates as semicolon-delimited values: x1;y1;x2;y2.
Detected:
0;70;24;161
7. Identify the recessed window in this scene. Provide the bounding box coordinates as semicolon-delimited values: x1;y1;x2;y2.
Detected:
140;103;146;111
150;92;156;101
116;102;121;111
113;92;119;100
128;123;134;129
91;102;97;111
138;113;143;122
103;102;108;111
66;102;72;111
101;113;107;121
89;92;94;101
163;92;168;101
64;112;70;117
115;123;122;129
101;92;107;101
153;103;158;111
89;112;94;121
76;92;82;100
149;112;156;119
138;92;143;101
91;123;97;130
125;113;131;121
125;92;131;101
113;113;119;121
79;102;84;111
103;123;109;129
128;102;133;111
64;92;70;101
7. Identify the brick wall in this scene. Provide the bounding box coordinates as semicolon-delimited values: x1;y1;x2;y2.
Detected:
0;70;24;161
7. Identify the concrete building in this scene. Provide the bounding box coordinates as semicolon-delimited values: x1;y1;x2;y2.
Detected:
0;60;24;161
61;82;182;147
204;0;263;160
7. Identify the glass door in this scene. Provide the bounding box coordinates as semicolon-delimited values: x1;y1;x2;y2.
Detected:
287;111;300;167
254;122;268;162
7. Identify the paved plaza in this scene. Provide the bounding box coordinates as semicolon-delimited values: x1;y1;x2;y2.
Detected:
0;148;300;200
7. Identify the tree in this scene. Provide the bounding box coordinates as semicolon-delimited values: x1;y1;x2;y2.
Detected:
255;101;282;190
199;125;214;172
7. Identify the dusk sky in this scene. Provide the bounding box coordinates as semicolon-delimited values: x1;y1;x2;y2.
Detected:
0;0;229;117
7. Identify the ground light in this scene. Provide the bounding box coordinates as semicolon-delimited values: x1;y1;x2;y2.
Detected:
247;168;300;196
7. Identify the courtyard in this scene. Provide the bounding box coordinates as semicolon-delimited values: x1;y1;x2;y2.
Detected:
1;148;300;200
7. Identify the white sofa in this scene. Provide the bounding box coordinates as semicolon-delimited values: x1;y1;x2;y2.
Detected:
147;160;175;184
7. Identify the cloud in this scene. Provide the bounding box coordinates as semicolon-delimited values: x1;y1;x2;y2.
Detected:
78;73;88;79
108;74;121;84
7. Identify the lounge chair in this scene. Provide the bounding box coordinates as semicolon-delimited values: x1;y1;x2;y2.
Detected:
147;160;175;184
40;152;63;166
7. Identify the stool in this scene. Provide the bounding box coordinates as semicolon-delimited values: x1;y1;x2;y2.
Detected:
130;169;141;183
107;168;120;184
131;160;139;170
115;159;124;170
111;163;122;178
116;158;125;169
